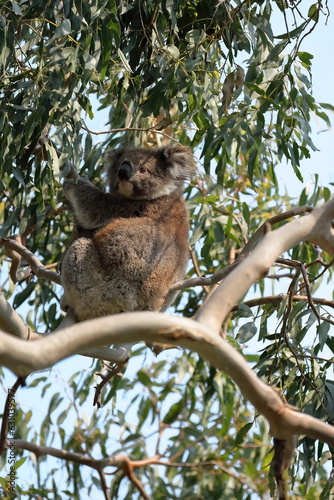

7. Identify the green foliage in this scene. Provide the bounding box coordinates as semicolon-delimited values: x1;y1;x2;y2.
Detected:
0;0;334;499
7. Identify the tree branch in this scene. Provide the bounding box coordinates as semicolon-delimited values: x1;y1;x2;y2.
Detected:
171;205;314;292
93;363;125;408
0;378;26;454
195;198;334;331
82;124;178;146
119;455;152;500
1;198;334;459
97;469;112;500
170;261;239;291
0;293;29;339
233;294;334;311
13;438;126;469
238;205;313;259
13;439;154;500
10;437;258;494
1;237;61;285
1;312;334;447
0;293;133;363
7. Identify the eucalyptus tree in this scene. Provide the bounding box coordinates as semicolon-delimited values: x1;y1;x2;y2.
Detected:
0;1;333;499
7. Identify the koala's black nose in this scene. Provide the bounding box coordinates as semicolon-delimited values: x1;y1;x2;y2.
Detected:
118;162;132;181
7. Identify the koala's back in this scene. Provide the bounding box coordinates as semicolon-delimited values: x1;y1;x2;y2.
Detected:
61;192;189;321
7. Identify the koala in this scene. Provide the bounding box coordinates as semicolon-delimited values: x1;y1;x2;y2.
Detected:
60;145;195;322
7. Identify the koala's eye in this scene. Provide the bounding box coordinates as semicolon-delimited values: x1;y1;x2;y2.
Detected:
139;166;147;173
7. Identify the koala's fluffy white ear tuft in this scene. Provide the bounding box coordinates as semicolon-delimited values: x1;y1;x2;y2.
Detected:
161;145;196;178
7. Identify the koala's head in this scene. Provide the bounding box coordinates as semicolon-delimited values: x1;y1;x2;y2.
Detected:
105;145;195;200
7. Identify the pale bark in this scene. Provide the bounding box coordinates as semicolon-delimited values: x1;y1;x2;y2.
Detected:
1;312;334;446
195;197;334;330
0;294;28;339
1;197;334;451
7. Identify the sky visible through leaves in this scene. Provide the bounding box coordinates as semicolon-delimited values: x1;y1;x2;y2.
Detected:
1;3;334;499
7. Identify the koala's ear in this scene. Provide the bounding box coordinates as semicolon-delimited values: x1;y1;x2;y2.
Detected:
105;148;126;170
160;145;195;176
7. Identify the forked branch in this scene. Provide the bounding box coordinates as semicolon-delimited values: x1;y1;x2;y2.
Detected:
1;198;334;484
195;197;334;330
0;312;334;449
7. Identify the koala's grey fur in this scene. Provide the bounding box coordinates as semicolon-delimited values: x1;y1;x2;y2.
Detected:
60;145;195;321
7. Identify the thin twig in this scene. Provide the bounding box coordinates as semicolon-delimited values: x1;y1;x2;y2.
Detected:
233;294;334;312
121;457;152;500
282;0;291;43
233;213;248;246
1;237;61;285
98;468;111;500
276;260;332;418
277;258;334;326
82;125;178;145
307;256;334;284
170;260;240;291
93;364;124;408
188;246;210;295
239;206;313;259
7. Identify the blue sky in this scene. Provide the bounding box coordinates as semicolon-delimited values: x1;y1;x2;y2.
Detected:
276;8;334;191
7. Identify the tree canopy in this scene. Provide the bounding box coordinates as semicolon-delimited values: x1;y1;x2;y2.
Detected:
0;1;334;499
